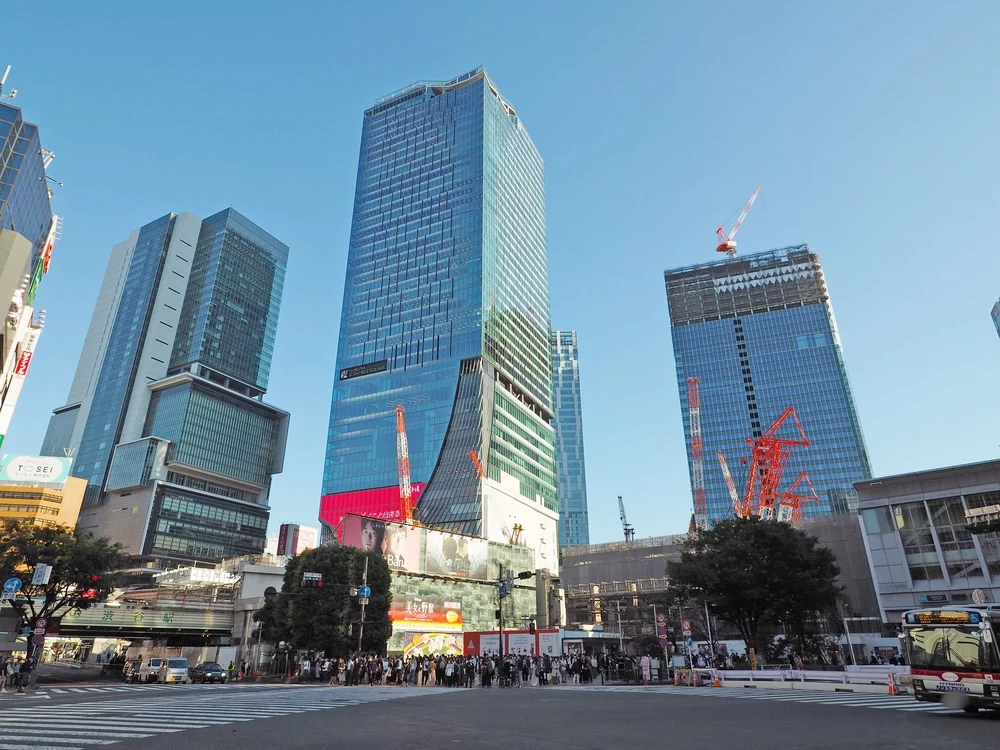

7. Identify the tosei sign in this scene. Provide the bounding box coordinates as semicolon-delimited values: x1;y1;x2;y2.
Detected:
0;455;72;485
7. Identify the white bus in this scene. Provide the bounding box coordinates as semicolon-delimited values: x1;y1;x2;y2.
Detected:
901;605;1000;713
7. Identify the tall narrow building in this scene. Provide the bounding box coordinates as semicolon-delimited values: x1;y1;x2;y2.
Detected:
664;245;872;525
0;97;61;447
41;209;289;567
320;68;558;572
551;330;590;547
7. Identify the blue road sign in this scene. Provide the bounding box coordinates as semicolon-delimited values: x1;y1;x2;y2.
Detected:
3;578;22;594
358;585;371;599
21;626;31;635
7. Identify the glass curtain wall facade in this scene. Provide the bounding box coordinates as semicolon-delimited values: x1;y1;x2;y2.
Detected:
551;331;590;547
0;100;58;447
992;299;1000;339
53;208;288;566
321;68;556;538
665;245;872;525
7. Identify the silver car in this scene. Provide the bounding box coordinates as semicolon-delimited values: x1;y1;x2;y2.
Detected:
157;658;190;684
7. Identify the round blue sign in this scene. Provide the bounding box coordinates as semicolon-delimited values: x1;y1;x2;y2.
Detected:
358;585;371;599
3;577;22;594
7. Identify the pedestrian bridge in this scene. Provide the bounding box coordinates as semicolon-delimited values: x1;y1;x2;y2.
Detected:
56;603;233;638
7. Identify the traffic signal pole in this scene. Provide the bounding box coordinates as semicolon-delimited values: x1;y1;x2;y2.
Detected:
498;564;504;658
357;555;369;654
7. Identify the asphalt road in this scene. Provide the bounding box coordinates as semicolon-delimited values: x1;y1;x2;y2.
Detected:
1;683;998;749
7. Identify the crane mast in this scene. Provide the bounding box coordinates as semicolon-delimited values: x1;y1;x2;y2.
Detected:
687;377;708;531
715;185;761;257
396;406;414;523
618;495;635;543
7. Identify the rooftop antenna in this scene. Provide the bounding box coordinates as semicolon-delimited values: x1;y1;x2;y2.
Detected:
0;65;17;100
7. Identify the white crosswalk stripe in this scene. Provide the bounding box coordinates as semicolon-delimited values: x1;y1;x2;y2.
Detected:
544;684;964;714
0;685;454;749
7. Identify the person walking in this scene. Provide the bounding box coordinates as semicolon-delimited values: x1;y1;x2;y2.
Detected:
16;657;32;693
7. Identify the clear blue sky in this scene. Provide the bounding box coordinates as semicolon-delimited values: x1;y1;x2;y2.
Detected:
4;1;999;544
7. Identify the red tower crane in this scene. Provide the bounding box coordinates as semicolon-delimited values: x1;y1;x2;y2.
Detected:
687;378;708;530
715;185;761;257
742;406;817;520
396;406;414;523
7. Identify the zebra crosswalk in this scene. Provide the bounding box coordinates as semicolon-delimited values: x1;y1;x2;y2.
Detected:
0;685;454;748
545;684;965;714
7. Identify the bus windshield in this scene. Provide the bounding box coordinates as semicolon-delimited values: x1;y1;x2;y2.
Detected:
905;625;1000;671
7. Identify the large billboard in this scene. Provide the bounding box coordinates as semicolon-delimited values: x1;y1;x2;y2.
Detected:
389;593;462;633
319;484;425;539
342;516;424;574
424;530;488;581
462;629;561;657
0;454;71;486
482;476;559;573
402;632;463;659
277;524;319;556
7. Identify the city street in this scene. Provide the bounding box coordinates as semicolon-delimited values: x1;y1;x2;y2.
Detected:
1;683;998;749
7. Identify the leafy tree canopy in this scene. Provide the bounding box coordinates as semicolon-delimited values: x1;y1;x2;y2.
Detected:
666;517;841;655
0;520;129;631
254;545;391;656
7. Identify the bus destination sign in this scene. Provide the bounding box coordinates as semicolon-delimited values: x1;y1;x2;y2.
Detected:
905;610;982;625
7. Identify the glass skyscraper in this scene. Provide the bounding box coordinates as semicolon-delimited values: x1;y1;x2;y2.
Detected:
552;330;590;547
321;68;559;570
664;245;872;525
0;99;60;446
41;208;289;568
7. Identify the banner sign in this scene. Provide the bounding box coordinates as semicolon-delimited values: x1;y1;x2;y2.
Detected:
389;594;462;633
339;360;387;381
0;455;72;485
403;632;463;659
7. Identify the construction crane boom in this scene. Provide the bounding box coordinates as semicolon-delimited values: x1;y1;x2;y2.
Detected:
741;406;814;521
468;450;486;479
687;378;708;531
715;185;761;257
717;450;746;517
618;495;635;542
396;406;414;522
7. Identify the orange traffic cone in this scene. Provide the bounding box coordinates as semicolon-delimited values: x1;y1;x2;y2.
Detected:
713;671;721;688
673;668;679;686
887;673;897;696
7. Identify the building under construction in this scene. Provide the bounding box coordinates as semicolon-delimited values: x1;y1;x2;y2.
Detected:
560;535;685;641
664;244;872;525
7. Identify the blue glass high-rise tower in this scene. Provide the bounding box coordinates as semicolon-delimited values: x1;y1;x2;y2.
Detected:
42;208;289;567
321;68;559;570
552;330;590;547
665;245;872;525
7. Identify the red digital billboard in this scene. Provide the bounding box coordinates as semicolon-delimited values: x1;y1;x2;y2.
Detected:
319;483;425;540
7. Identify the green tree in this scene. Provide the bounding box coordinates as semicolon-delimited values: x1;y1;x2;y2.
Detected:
666;517;841;657
254;545;392;656
0;520;128;655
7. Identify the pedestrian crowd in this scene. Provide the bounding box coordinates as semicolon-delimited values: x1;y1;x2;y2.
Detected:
294;652;613;687
0;655;34;694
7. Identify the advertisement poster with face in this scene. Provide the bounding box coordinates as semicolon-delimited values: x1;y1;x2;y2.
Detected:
342;515;386;553
389;594;463;633
424;530;488;581
380;522;423;573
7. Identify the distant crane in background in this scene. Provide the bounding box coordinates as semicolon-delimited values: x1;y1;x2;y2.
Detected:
396;406;414;523
468;450;486;479
618;495;635;543
715;185;761;257
687;378;708;531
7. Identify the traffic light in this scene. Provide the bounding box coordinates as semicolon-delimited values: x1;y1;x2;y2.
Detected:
495;608;501;620
91;575;100;582
302;571;323;587
517;571;534;580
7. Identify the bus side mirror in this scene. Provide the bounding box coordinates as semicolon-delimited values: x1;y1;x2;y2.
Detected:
984;629;994;644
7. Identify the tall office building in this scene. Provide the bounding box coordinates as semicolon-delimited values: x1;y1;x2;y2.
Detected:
41;208;289;567
320;68;559;572
664;244;872;525
0;97;61;447
551;330;590;547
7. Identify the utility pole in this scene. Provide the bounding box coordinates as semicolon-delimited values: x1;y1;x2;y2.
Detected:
357;555;369;654
498;564;505;658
